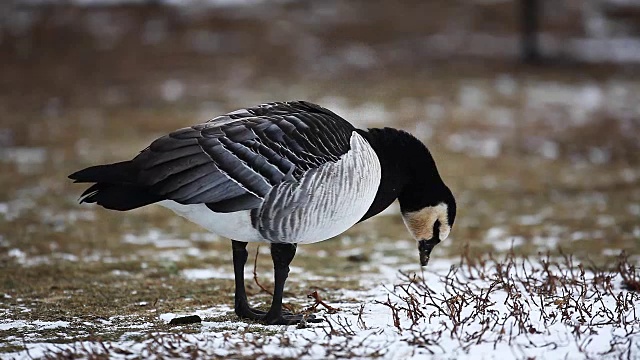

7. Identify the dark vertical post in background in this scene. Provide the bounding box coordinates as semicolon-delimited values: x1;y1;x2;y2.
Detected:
520;0;541;63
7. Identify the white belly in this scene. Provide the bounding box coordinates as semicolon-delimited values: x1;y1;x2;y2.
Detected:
157;201;266;242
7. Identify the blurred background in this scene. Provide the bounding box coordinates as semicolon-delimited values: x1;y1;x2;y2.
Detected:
1;0;639;264
0;2;639;351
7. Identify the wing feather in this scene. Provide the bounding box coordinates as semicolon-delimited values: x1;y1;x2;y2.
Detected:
152;163;221;196
137;143;203;168
138;153;211;184
121;101;356;212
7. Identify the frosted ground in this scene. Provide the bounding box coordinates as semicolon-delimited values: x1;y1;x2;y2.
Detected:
2;74;640;358
2;236;639;359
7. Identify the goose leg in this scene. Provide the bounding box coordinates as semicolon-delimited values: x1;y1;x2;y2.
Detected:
262;243;322;325
231;240;265;320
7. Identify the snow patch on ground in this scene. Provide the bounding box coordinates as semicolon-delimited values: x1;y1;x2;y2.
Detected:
4;254;639;359
181;267;235;280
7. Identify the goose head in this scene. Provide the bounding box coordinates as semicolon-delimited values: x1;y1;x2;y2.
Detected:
400;184;456;266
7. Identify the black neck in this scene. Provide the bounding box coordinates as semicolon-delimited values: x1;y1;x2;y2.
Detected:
357;128;444;222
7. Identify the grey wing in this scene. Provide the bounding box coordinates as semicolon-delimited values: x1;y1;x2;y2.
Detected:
131;101;355;213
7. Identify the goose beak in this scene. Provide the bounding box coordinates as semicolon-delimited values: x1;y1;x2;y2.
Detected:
418;238;440;267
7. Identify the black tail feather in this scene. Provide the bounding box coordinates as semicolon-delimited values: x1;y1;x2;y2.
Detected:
68;161;136;183
70;161;164;211
79;183;163;211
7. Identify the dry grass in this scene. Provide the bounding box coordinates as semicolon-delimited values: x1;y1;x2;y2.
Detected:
381;250;639;354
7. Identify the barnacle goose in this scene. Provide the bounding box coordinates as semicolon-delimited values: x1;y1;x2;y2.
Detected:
69;101;457;325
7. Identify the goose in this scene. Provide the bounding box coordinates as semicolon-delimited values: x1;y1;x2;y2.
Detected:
69;101;457;325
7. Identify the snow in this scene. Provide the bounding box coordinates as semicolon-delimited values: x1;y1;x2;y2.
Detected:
0;320;29;331
32;320;70;330
318;97;390;128
459;83;489;110
4;254;638;359
122;229;190;248
341;44;378;69
8;248;27;261
181;267;235;280
484;226;526;252
160;79;185;102
446;133;501;158
0;320;69;331
0;147;47;174
495;74;518;97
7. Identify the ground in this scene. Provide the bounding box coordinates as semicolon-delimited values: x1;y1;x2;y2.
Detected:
2;68;639;358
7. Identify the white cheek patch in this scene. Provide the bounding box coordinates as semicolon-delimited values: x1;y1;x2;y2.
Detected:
402;203;450;241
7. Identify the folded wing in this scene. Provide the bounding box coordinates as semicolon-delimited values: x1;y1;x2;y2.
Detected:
70;101;355;213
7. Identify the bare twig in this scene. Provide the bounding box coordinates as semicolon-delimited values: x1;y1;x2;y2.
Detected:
305;290;341;314
253;245;273;296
